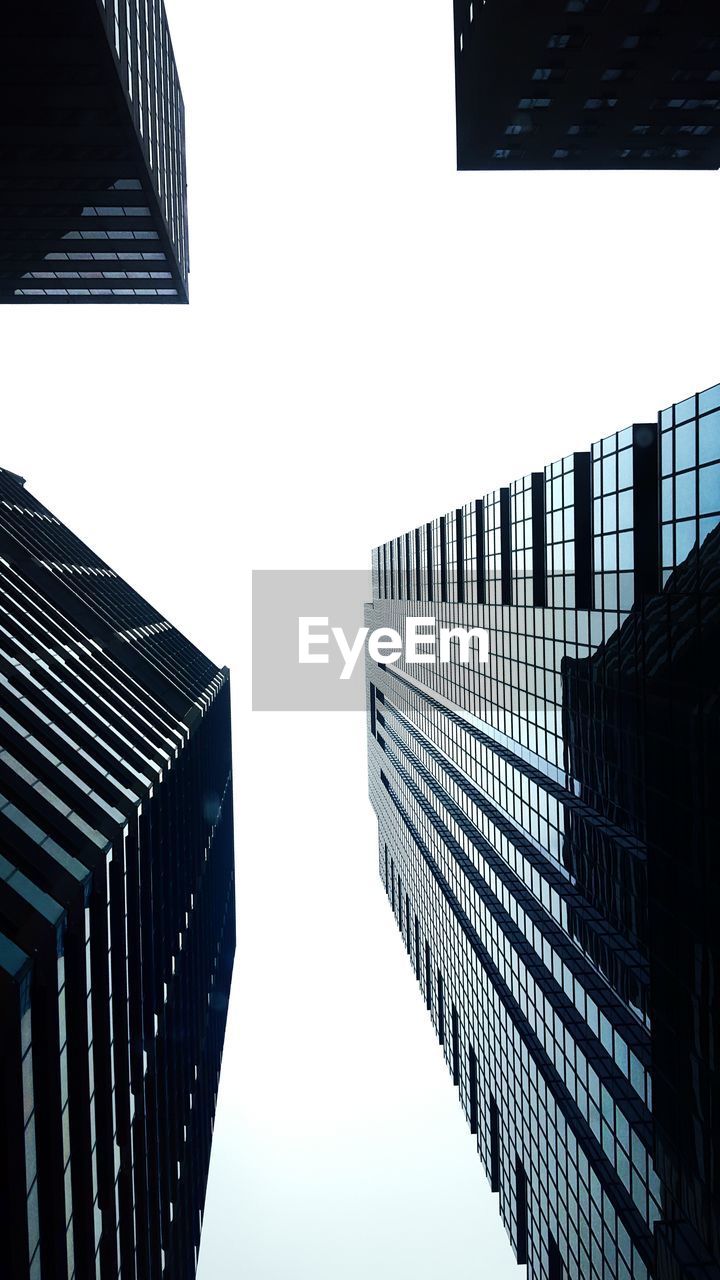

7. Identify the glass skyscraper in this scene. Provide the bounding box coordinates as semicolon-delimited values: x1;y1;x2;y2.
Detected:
1;0;189;302
453;0;720;170
0;467;235;1279
367;383;720;1279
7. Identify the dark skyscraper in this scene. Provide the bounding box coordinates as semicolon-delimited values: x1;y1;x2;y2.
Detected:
367;382;720;1279
0;468;235;1280
453;0;720;170
1;0;189;302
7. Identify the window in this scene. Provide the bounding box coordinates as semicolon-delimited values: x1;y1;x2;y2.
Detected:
490;1097;500;1191
451;1004;460;1085
549;1231;564;1280
516;1157;529;1264
468;1048;478;1134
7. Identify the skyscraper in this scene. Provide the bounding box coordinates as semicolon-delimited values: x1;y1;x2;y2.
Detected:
453;0;720;170
1;0;189;302
0;467;235;1280
366;382;720;1279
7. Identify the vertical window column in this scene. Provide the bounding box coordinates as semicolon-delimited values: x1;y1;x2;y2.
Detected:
632;423;659;600
490;1096;500;1192
592;427;638;613
485;492;504;605
468;1047;478;1134
660;385;720;584
500;487;512;605
531;471;547;607
451;1004;460;1085
573;452;592;610
439;515;448;604
515;1156;529;1265
475;498;486;604
549;1231;564;1280
510;475;532;605
456;507;465;604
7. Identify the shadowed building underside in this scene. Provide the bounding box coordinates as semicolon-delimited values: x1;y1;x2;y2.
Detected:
0;0;188;302
454;0;720;170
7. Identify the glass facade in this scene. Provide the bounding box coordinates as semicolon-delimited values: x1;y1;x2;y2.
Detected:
453;0;720;171
0;467;235;1280
367;382;720;1279
0;0;188;302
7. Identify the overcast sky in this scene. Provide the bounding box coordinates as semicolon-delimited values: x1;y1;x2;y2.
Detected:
3;0;719;1276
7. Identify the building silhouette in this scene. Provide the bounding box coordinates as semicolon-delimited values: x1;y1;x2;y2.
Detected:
367;382;720;1278
0;0;189;302
453;0;720;170
0;468;235;1280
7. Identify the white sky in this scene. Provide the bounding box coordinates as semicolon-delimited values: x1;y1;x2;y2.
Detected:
2;0;719;1275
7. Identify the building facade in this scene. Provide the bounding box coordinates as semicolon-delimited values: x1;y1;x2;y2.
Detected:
0;468;235;1280
1;0;189;302
367;383;720;1278
453;0;720;170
